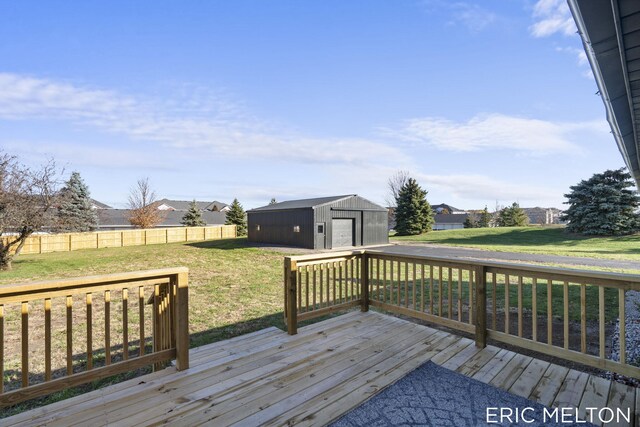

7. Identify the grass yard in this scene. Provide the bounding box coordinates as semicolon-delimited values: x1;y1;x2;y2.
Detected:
391;226;640;262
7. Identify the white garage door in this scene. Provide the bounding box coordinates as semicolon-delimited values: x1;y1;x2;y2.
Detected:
332;219;354;248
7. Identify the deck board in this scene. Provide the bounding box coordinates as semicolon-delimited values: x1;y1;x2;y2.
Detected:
3;311;637;426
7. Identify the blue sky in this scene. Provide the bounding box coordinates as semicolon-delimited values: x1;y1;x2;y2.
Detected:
0;0;627;210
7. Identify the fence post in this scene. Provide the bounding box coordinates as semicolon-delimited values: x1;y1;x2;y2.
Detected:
475;265;487;348
174;270;190;370
361;252;369;312
285;257;298;335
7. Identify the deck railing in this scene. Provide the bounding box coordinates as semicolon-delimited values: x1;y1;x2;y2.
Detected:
0;268;189;408
284;250;640;379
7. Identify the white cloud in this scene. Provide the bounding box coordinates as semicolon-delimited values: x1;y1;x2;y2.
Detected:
385;113;606;154
0;73;408;168
416;173;554;204
450;3;497;33
529;0;576;38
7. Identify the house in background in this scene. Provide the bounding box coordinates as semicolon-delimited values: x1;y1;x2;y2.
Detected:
433;213;469;230
522;207;563;225
155;199;230;212
93;198;229;230
432;203;467;215
248;195;388;249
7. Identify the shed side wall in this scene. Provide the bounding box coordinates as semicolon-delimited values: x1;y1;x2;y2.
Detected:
247;209;314;248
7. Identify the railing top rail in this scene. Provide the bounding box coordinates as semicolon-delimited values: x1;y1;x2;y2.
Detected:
285;249;640;285
0;267;189;300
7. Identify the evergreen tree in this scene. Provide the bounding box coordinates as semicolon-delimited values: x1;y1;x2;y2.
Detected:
181;200;206;226
56;171;98;232
463;213;477;228
561;168;640;236
225;198;247;236
394;178;434;235
269;198;277;205
497;202;529;227
477;206;492;228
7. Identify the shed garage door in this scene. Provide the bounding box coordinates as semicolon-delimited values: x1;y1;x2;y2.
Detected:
332;219;354;248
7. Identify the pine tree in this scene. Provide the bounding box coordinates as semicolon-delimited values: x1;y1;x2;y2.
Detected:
463;213;477;228
497;202;529;227
394;178;434;235
562;168;640;236
477;206;492;228
181;200;206;227
269;198;277;205
225;198;247;236
56;171;98;232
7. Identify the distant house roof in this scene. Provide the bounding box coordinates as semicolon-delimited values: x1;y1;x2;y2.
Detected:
90;199;112;209
249;195;355;212
432;203;466;214
154;199;229;212
434;213;468;224
97;209;227;228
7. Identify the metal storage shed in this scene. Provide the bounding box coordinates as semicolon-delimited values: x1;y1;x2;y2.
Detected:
247;195;389;249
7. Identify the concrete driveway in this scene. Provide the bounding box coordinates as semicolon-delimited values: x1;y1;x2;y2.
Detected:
372;242;640;271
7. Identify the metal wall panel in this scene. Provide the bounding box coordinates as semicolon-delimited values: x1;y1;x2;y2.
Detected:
247;209;314;248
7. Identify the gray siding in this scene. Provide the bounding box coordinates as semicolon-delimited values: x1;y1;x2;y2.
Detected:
362;211;389;245
247;209;314;248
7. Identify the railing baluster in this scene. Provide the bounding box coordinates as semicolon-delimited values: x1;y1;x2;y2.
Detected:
430;265;434;314
397;261;401;307
66;296;73;375
319;265;324;308
326;262;330;306
332;262;337;305
297;269;302;310
421;263;425;313
44;298;51;381
532;278;537;342
404;262;409;308
139;286;145;356
599;286;605;359
468;269;474;325
305;266;310;311
87;293;93;370
384;260;388;304
580;283;586;353
438;266;443;317
447;267;453;319
312;265;317;310
21;302;29;388
547;279;552;346
412;263;416;310
123;288;129;360
518;276;523;338
338;262;343;303
457;268;462;322
492;272;497;330
105;290;111;365
505;274;510;335
376;258;381;301
563;281;569;350
619;288;626;365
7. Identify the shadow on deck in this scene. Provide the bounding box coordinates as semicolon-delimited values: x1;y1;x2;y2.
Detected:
4;310;637;426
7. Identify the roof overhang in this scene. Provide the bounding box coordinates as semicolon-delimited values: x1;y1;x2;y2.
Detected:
568;0;640;188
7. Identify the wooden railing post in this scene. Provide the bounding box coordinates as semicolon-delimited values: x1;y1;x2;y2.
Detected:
475;265;487;348
285;257;298;335
361;253;369;312
174;271;190;370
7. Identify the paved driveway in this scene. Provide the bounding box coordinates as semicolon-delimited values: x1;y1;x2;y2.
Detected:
372;242;640;271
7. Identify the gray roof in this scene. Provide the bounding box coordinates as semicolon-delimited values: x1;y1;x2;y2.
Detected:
90;199;112;209
432;203;464;213
156;199;228;211
434;213;468;224
97;209;226;227
569;0;640;188
249;195;355;212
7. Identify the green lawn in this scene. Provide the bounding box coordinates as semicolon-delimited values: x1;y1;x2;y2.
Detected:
391;226;640;262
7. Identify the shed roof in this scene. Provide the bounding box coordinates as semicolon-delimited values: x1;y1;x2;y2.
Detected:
569;0;640;188
249;195;354;212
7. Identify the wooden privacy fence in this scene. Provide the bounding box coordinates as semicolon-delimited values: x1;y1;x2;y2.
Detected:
284;250;640;379
0;268;189;408
2;225;237;255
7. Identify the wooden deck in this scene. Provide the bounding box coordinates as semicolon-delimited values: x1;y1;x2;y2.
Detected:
4;311;638;426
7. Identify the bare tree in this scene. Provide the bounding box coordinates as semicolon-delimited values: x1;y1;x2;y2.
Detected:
127;178;164;228
0;152;60;270
386;170;410;207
